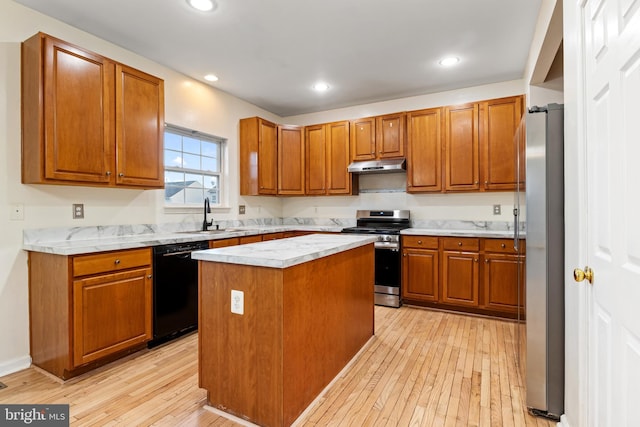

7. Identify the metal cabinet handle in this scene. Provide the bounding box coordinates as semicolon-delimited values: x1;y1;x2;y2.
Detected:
118;172;124;177
417;240;422;244
106;171;111;176
474;181;479;185
485;259;489;263
114;259;121;264
458;242;462;246
501;243;506;248
474;258;478;262
147;274;152;279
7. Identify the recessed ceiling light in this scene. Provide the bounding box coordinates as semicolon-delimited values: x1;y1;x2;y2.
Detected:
439;56;460;67
187;0;215;12
313;82;330;92
204;74;219;82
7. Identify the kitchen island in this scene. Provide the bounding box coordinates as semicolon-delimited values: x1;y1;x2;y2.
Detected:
191;234;376;427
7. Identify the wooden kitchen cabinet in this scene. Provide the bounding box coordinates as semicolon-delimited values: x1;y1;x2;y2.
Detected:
350;113;405;161
444;103;480;191
305;124;326;195
406;107;443;192
401;236;439;302
402;235;523;318
306;121;356;195
240;117;278;195
443;95;524;193
28;248;152;379
441;238;480;307
480;95;524;190
278;125;305;195
482;238;525;315
350;116;376;161
21;33;164;189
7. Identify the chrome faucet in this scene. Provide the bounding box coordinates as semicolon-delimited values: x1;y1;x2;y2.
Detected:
203;198;213;231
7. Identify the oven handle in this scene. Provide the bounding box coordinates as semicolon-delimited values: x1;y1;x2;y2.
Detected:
374;241;399;250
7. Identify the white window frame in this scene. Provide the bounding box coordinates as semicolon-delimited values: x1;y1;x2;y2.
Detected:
163;123;228;210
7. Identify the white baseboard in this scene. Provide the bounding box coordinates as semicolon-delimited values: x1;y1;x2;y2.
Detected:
558;414;571;427
0;356;31;378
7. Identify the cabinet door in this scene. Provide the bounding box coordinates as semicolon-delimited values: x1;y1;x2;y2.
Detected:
73;267;152;366
115;64;164;188
258;119;278;195
402;248;439;302
326;121;352;194
350;117;376;161
376;112;405;158
444;103;480;191
480;96;523;191
41;35;114;184
441;250;479;306
278;125;305;195
406;108;443;192
483;253;524;314
305;124;327;195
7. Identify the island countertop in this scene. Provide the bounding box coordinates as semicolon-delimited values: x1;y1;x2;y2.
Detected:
191;233;377;269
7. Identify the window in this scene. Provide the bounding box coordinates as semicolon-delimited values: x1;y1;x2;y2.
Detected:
163;124;226;207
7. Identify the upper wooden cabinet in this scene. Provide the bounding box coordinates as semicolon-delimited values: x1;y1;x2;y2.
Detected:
21;33;164;189
406;108;443;192
443;95;524;193
444;103;480;191
240;117;277;195
240;118;305;196
306;121;356;195
350;113;405;161
480;96;524;190
278;125;305;195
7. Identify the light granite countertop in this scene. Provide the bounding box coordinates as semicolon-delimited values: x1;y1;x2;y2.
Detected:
23;225;344;256
191;234;377;268
22;219;523;255
402;228;520;239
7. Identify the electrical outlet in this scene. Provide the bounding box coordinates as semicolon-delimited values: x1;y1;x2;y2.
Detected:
10;204;24;221
73;203;84;219
493;204;501;215
231;290;244;315
239;205;246;214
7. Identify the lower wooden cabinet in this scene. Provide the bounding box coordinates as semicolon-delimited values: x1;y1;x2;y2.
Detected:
402;236;525;318
402;236;439;302
28;248;152;379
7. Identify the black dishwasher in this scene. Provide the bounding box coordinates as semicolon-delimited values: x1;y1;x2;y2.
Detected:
149;240;209;348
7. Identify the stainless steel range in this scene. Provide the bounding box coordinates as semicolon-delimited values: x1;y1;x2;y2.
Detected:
341;210;411;308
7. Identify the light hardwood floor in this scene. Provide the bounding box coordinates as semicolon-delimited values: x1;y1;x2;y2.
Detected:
0;306;556;426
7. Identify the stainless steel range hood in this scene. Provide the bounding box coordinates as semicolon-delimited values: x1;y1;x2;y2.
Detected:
347;158;406;174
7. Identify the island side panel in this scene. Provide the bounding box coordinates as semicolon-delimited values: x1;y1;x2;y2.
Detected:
198;261;284;427
282;243;375;425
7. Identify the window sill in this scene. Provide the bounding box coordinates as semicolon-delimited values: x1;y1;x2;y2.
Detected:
164;205;231;214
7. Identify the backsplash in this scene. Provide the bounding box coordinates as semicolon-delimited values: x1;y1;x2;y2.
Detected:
23;218;522;246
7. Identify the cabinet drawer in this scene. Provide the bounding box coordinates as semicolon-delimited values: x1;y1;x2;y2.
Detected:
484;238;519;254
403;236;439;249
73;248;151;277
442;237;480;251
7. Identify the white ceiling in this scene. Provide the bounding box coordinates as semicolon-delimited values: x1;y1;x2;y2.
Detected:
15;0;542;117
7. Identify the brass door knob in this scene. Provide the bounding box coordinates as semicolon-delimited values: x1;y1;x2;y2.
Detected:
574;266;594;284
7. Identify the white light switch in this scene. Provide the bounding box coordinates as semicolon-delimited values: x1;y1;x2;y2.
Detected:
231;290;244;315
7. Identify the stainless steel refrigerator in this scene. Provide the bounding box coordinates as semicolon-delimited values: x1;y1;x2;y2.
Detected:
514;103;564;420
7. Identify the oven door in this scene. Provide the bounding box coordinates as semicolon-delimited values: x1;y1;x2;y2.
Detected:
374;242;401;308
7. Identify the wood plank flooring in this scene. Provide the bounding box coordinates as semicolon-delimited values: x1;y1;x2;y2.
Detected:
0;306;556;426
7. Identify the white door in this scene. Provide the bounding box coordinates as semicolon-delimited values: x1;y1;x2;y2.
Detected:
579;0;640;425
